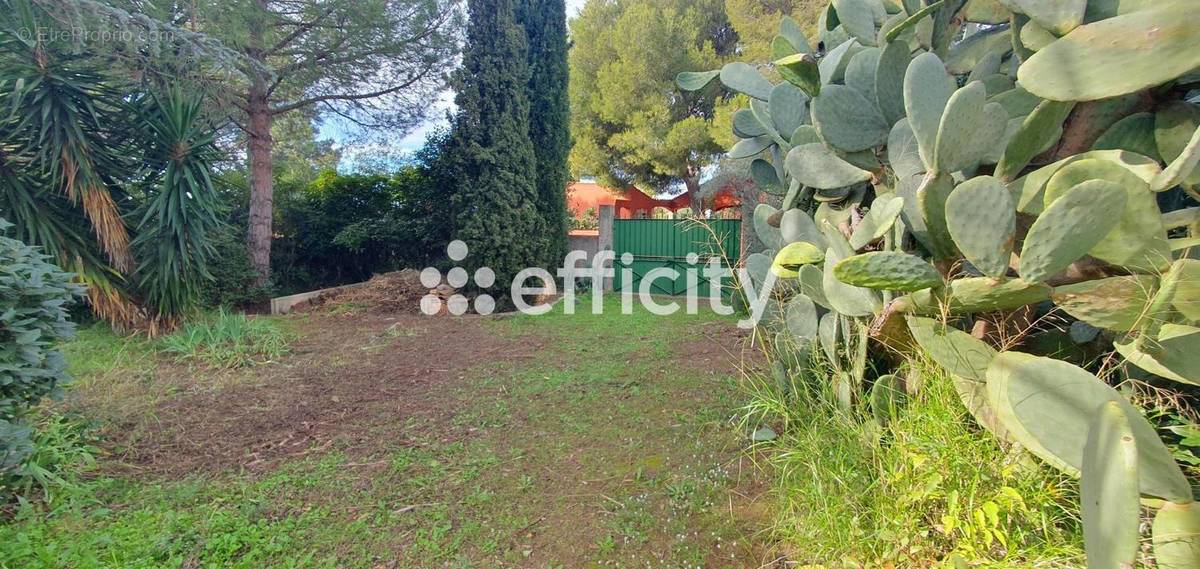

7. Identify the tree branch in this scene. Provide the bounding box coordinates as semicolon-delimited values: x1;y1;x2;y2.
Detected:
263;5;340;55
269;68;431;115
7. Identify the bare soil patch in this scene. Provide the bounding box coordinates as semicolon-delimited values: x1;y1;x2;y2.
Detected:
115;311;541;476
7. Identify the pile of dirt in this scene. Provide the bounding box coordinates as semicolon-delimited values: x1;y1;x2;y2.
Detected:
302;269;436;314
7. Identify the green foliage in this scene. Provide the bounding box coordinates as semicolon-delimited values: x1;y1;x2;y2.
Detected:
518;0;572;269
130;89;226;325
1;411;98;506
0;0;231;330
0;220;83;476
273;168;438;295
446;0;548;299
743;358;1084;565
700;1;1200;565
569;0;734;199
197;226;272;310
159;310;290;369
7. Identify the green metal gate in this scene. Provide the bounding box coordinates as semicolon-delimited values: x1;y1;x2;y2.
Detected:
612;219;740;297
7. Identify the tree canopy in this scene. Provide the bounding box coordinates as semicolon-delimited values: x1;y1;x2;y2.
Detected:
134;0;464;284
446;0;547;299
568;0;736;204
518;0;571;268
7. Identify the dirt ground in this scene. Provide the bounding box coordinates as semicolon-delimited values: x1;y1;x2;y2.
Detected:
55;296;777;568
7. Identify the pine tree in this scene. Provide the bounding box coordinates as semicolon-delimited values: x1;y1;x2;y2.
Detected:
516;0;571;269
448;0;547;302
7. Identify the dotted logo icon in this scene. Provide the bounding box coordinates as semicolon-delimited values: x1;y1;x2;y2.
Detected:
419;240;496;316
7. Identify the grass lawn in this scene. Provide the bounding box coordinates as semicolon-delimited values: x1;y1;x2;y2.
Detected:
1;297;770;568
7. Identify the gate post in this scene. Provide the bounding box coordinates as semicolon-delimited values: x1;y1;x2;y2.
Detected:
598;205;615;291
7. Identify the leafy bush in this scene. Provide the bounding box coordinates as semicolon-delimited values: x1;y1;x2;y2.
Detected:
197;226;272;309
159;309;291;369
272;161;453;295
0;219;83;475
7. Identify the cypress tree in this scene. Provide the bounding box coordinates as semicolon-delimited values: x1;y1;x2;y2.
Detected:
516;0;571;268
447;0;547;302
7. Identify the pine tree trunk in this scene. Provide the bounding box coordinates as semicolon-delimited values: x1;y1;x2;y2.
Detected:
246;82;274;286
684;173;702;216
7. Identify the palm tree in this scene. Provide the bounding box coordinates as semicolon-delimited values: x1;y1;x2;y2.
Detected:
0;0;228;332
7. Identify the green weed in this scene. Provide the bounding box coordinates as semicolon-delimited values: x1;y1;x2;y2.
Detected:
745;357;1085;567
159;309;292;368
1;411;98;511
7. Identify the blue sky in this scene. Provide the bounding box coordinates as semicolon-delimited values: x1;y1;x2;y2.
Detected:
326;0;590;170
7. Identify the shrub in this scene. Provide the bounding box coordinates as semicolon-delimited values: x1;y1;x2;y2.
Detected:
0;219;83;475
272;164;450;295
197;226;272;309
159;309;291;369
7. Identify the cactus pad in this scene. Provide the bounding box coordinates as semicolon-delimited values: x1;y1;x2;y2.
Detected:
798;264;830;309
775;52;822;97
870;374;907;426
849;195;904;250
945;176;1016;278
720;62;775;101
1017;4;1200;101
754;204;785;251
1114;324;1200;387
733;109;769;138
1152;501;1200;569
729;135;774;159
774;242;825;276
786;294;821;341
1018;180;1127;284
823;236;883;317
1051;275;1157;331
1171;259;1200;323
934;82;1005;174
887;119;924;179
985;351;1192;501
903;52;956;170
833;251;942;292
769;83;811;139
1081;400;1140;569
898;277;1052;315
995;100;1076;181
1008;150;1161;215
812;84;890;152
781;209;827;248
917;172;957;259
676;70;719;91
1092;112;1160;159
1043;159;1170;272
875;40;909;125
831;0;879;46
845;47;881;103
779;16;812;54
819;311;840;365
1154;124;1200;192
786;142;873;189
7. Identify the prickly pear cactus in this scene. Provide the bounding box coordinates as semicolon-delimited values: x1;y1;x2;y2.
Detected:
680;1;1200;565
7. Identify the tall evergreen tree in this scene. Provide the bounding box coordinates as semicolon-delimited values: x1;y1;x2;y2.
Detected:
448;0;546;301
516;0;571;268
